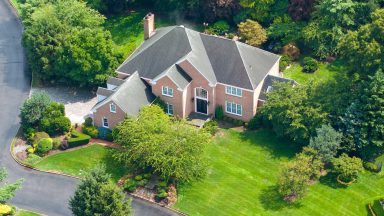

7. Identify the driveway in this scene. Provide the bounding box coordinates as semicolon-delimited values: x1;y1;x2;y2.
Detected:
0;1;180;216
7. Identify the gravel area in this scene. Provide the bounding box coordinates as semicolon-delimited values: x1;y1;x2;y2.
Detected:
31;86;97;124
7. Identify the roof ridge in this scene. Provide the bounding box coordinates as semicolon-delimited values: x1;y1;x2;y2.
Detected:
236;42;255;89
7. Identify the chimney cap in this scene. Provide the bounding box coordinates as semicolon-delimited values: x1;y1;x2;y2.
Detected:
144;13;154;19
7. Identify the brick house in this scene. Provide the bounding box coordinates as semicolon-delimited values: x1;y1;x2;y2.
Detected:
91;13;295;129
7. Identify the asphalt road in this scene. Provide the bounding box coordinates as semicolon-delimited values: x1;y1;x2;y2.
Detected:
0;1;180;216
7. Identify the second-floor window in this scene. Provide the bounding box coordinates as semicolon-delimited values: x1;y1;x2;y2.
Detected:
162;86;174;97
110;103;116;113
226;86;242;97
225;101;242;116
166;103;174;115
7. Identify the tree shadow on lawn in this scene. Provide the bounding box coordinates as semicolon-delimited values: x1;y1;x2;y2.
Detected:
239;129;301;160
102;148;131;182
318;172;348;189
259;185;302;211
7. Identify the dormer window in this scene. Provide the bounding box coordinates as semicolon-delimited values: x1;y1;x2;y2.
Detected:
110;103;116;113
226;86;242;97
162;86;174;97
266;86;273;93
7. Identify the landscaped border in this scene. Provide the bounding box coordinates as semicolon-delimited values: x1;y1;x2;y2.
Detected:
9;127;186;216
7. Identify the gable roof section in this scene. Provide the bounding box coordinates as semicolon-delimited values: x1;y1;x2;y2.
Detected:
97;87;114;97
116;26;280;90
259;75;297;101
92;72;156;116
107;77;125;87
117;27;192;80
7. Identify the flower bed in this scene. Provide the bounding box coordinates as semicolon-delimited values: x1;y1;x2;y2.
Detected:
336;175;356;186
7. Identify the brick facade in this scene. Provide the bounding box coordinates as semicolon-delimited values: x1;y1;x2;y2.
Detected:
93;101;126;129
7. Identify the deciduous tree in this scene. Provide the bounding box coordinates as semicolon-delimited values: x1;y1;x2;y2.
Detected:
0;168;23;203
238;19;267;47
113;106;210;182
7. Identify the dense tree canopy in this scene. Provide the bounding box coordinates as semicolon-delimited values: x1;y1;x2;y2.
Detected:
23;0;122;87
113;106;210;182
238;19;267;46
0;168;23;204
338;8;384;77
259;82;328;144
341;71;384;157
309;125;343;163
70;166;132;216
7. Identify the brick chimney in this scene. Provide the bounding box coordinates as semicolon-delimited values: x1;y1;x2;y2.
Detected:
144;13;155;40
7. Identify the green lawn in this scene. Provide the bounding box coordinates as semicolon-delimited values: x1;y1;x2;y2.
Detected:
174;129;384;216
35;144;127;182
16;210;41;216
284;60;346;84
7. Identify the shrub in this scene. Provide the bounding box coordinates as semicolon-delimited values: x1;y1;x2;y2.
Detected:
248;115;263;130
105;132;113;142
203;120;218;135
136;179;148;187
50;116;71;134
24;127;36;144
0;204;13;215
68;131;91;148
24;153;42;166
82;125;99;138
124;179;137;192
26;146;35;154
52;138;61;149
210;20;230;35
281;43;300;60
332;153;363;182
364;162;379;172
33;132;50;147
280;54;292;71
302;57;319;73
143;173;152;179
98;127;112;140
215;106;224;120
134;175;143;181
37;138;53;154
155;190;168;200
84;117;93;127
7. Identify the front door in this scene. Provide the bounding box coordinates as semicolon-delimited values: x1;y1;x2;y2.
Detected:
196;99;208;114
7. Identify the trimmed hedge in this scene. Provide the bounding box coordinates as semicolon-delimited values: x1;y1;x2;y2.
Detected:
68;131;91;148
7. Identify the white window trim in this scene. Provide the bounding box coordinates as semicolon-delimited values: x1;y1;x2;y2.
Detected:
195;88;209;115
162;86;174;97
102;117;109;128
225;101;243;116
110;103;116;113
225;85;243;97
166;103;174;116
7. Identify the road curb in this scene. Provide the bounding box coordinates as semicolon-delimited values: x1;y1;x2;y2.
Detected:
9;129;186;216
128;193;187;216
9;127;81;180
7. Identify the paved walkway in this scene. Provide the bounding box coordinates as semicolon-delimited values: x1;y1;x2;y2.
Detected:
0;1;180;215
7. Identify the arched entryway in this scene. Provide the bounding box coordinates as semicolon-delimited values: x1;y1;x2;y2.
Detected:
195;87;208;115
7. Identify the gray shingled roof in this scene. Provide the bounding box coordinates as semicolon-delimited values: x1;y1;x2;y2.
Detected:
107;77;125;87
93;72;156;116
259;75;297;101
166;65;192;89
96;87;114;97
116;26;280;90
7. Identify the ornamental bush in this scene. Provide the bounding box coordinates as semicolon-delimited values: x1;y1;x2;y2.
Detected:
302;57;319;73
33;131;50;147
210;20;230;35
37;138;53;154
68;131;91;148
0;204;13;215
364;162;379;173
215;106;224;120
280;54;292;71
203;120;218;135
124;179;137;192
332;154;363;182
82;125;99;138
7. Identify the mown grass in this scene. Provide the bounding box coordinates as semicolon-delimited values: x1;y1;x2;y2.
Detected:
35;144;127;182
16;210;41;216
174;129;384;216
284;60;346;84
